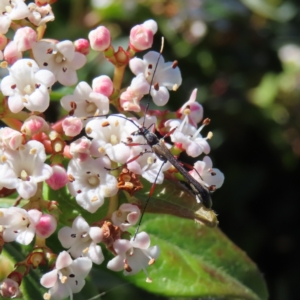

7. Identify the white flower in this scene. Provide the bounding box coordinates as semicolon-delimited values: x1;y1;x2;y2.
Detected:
176;88;204;127
165;115;210;157
190;156;224;189
58;216;104;264
0;59;56;113
0;207;41;245
85;115;139;164
127;144;171;184
67;157;118;213
27;3;54;26
129;51;182;106
32;40;86;86
111;203;141;231
40;251;92;300
0;0;29;34
60;81;109;119
0;140;53;199
107;232;160;281
119;73;151;112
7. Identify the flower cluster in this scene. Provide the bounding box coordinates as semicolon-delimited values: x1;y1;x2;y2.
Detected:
0;1;224;299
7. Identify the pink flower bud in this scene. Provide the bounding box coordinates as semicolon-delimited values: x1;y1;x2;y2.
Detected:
0;127;23;150
89;26;111;51
14;27;37;52
0;34;8;51
46;165;68;190
74;38;90;55
21;115;49;136
3;41;22;65
62;116;83;137
35;214;57;238
143;19;158;34
0;278;21;299
92;75;113;97
129;20;157;51
70;137;91;155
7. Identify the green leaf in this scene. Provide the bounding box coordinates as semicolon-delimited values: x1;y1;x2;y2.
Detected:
125;215;268;300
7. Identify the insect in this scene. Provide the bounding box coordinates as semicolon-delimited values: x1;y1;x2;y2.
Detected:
120;117;213;236
85;39;214;235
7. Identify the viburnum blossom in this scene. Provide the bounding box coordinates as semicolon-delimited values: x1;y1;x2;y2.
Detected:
88;26;111;52
67;156;118;213
27;3;54;26
85;115;139;164
32;40;86;86
129;19;157;51
0;2;225;296
111;203;141;231
190;156;225;189
107;232;160;281
60;79;110;119
46;165;68;190
127;144;172;184
62;116;83;137
40;251;92;300
58;216;104;264
35;213;57;239
165;115;211;157
13;26;37;52
128;51;182;106
0;59;56;113
3;26;36;63
177;88;204;127
0;0;29;34
0;140;53;199
119;73;152;112
21;115;50;136
0;207;42;245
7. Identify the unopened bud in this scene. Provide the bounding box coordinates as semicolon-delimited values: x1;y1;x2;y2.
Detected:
35;214;57;239
89;26;111;51
62;116;83;137
14;27;37;52
0;127;23;150
74;38;90;55
92;75;113;97
129;23;154;52
4;41;22;65
21;115;49;136
0;278;21;298
46;165;68;190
